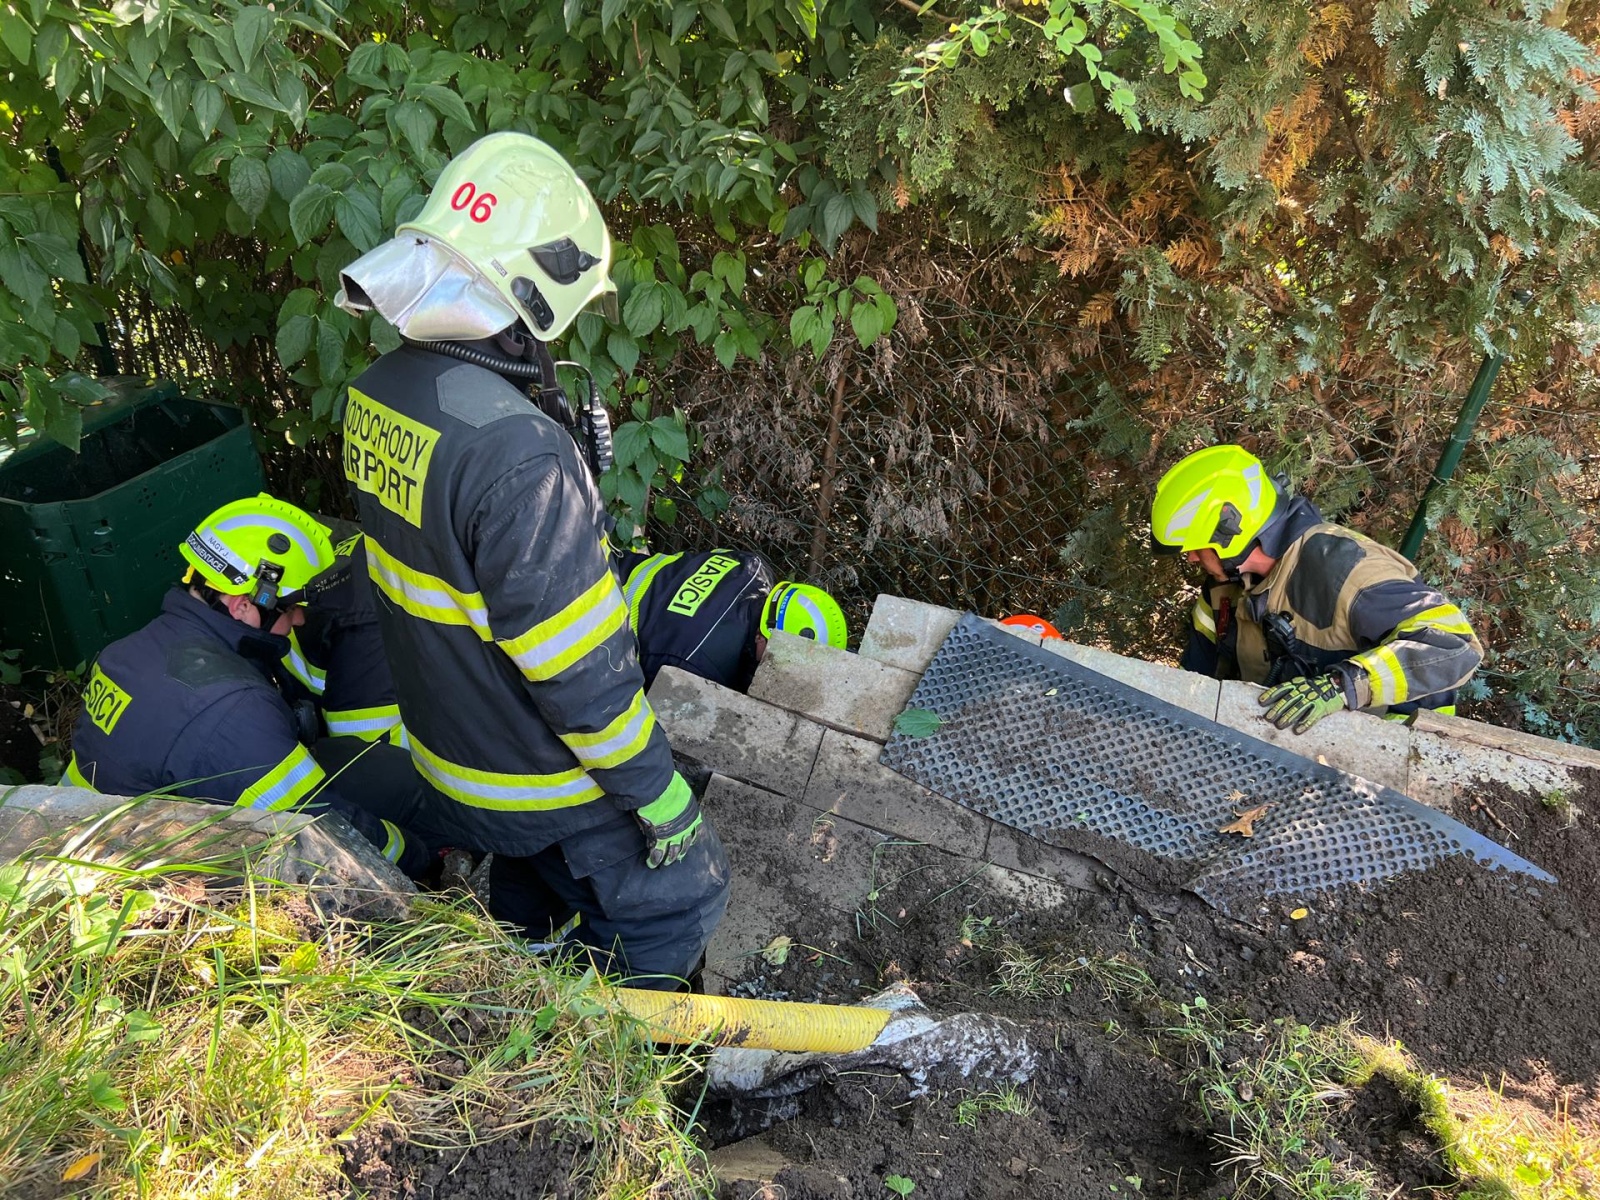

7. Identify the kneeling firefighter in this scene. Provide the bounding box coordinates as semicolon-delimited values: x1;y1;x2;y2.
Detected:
620;546;848;692
335;131;729;988
1150;445;1484;733
64;496;432;878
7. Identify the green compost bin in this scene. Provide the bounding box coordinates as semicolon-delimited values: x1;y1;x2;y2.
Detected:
0;378;267;670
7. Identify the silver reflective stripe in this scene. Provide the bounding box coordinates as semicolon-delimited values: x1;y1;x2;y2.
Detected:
505;586;625;675
284;640;326;695
213;514;322;565
413;756;600;805
247;754;320;811
367;549;490;631
327;714;401;736
568;698;654;767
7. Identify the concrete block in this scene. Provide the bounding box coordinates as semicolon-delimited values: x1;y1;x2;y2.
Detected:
748;631;921;742
1406;730;1578;815
981;865;1074;910
1411;709;1600;772
857;595;1039;674
1041;640;1221;719
1211;680;1412;793
0;784;413;920
803;730;989;858
858;594;963;673
981;821;1100;891
650;667;825;799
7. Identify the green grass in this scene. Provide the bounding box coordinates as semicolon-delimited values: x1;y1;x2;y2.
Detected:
1175;1010;1374;1200
1352;1038;1600;1200
0;800;710;1199
954;1085;1032;1127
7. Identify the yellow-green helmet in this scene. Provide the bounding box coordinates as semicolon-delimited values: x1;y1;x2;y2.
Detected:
336;132;613;343
180;494;335;606
1150;445;1279;563
761;582;848;649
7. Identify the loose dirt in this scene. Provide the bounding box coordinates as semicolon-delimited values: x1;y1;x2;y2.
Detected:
357;768;1600;1199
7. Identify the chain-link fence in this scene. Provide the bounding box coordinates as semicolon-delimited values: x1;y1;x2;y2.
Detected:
648;298;1223;659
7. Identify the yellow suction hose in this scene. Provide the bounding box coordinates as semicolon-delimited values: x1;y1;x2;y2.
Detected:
614;988;891;1053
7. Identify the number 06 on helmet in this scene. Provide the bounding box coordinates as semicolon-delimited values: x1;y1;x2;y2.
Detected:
337;132;616;344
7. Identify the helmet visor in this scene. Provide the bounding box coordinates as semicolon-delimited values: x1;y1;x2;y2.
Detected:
337;236;520;343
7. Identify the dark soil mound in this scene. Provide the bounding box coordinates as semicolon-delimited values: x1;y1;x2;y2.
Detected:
702;769;1600;1198
1331;1075;1454;1195
342;1124;582;1200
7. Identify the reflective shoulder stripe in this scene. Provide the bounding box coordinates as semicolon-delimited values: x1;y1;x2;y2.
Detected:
379;820;405;865
1353;644;1409;707
237;745;327;812
408;735;604;812
559;690;657;772
282;629;328;696
365;535;491;640
325;704;403;741
623;552;683;630
1191;597;1216;640
498;572;627;683
64;754;93;789
1395;602;1476;638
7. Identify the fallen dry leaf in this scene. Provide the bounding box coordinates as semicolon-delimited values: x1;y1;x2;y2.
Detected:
760;935;793;967
1289;907;1310;920
1219;803;1276;837
1226;788;1248;804
61;1152;102;1182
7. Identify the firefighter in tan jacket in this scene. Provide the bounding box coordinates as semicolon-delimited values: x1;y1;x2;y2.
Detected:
1151;445;1483;733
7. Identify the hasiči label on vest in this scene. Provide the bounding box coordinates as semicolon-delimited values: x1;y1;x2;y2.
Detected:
343;388;438;527
84;664;132;736
666;554;741;617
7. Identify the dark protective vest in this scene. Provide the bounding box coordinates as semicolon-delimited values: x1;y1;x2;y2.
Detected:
619;548;776;691
64;588;398;851
342;345;676;857
285;534;404;742
1190;501;1482;713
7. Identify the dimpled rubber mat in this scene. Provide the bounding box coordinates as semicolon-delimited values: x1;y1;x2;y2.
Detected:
879;615;1553;916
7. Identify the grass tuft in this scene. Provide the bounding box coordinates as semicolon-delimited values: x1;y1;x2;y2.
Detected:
954;1085;1032;1127
1175;1006;1373;1200
0;807;710;1199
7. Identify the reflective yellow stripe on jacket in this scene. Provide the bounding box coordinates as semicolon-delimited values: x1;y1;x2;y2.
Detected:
64;754;93;789
498;572;627;683
325;704;404;741
1192;596;1217;642
408;735;604;812
1395;603;1476;638
365;536;491;638
623;552;682;631
1352;644;1410;707
238;744;327;812
379;820;406;865
559;689;657;771
282;629;327;696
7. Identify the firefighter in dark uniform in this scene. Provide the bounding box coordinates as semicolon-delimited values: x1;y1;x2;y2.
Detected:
1151;445;1484;733
283;527;405;743
619;547;849;691
334;132;728;988
277;525;472;856
63;495;431;877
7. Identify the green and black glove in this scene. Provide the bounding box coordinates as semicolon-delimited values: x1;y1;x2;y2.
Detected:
1258;673;1348;734
635;772;703;869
